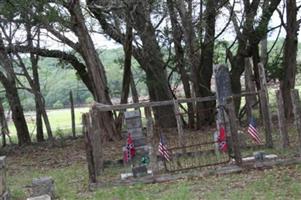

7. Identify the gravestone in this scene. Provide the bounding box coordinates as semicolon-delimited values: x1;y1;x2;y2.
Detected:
215;64;233;136
215;64;232;107
214;65;234;154
214;65;231;155
124;110;146;147
254;151;266;161
31;177;55;199
215;65;242;164
123;110;151;177
132;165;147;178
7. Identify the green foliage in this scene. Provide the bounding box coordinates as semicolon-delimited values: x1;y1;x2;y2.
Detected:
12;49;147;111
214;40;228;64
53;100;64;109
85;96;94;104
265;40;285;81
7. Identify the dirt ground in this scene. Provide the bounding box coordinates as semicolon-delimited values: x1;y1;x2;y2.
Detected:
3;137;301;200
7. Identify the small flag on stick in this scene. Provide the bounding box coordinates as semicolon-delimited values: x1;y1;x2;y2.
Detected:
158;135;171;161
218;125;228;152
247;117;262;144
124;133;135;162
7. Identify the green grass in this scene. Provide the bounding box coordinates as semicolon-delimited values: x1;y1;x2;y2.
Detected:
8;160;301;200
7;107;89;142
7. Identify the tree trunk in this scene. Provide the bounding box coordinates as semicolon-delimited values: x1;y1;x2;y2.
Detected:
130;74;139;103
229;53;245;114
175;0;202;128
251;44;261;90
68;1;118;140
35;104;44;141
116;23;133;134
281;0;298;119
0;34;31;145
197;0;217;126
31;54;44;142
120;24;133;105
126;1;177;128
16;50;53;140
0;99;8;147
227;0;281;115
167;0;194;128
25;23;49;141
6;84;31;145
88;0;176;128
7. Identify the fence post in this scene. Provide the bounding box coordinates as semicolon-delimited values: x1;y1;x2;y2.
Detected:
144;106;158;174
226;97;242;166
276;90;289;148
290;89;301;155
70;90;76;138
173;100;185;148
245;58;256;122
82;107;105;184
82;113;96;183
258;63;273;148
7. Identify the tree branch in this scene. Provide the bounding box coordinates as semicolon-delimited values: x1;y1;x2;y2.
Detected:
6;45;93;93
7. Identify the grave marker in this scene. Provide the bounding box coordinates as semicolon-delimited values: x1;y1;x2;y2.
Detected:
124;110;146;147
258;63;273;148
124;110;151;177
31;177;55;199
215;64;232;107
215;64;232;137
215;65;242;165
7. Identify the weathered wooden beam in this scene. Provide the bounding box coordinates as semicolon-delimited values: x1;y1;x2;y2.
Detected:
244;57;257;122
93;92;259;112
91;108;104;179
93;96;216;112
144;106;158;173
258;63;273;148
82;113;96;183
173;100;185;148
226;97;242;166
82;108;106;184
276;90;289;148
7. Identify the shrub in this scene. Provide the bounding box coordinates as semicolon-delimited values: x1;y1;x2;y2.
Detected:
53;100;64;109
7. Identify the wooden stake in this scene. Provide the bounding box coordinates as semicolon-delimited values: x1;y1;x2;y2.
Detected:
244;58;256;122
144;106;158;173
82;113;96;183
226;97;242;166
70;90;76;138
276;90;289;148
173;100;185;148
258;63;273;148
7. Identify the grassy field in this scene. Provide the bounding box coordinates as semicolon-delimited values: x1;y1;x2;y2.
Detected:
7;107;89;142
6;138;301;200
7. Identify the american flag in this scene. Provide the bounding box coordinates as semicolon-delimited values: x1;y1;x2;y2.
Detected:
158;135;171;161
248;117;262;144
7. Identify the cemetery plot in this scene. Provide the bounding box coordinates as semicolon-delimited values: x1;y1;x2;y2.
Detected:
82;63;301;188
